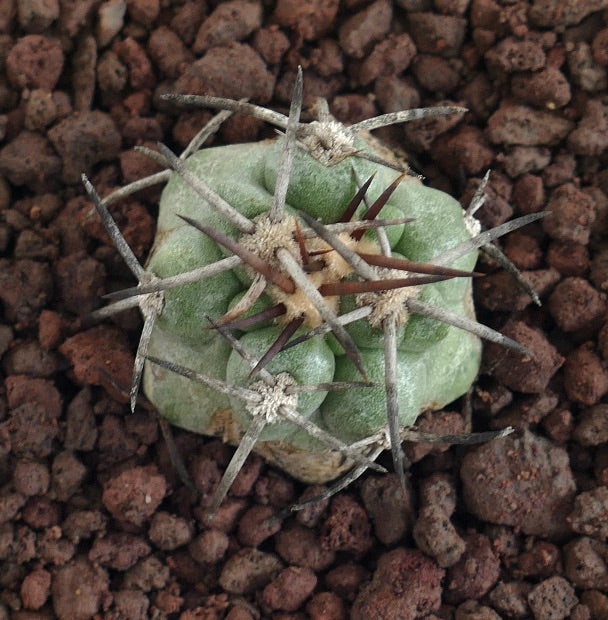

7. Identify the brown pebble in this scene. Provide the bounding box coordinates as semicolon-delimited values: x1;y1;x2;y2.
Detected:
512;173;545;215
407;11;466;57
276;523;335;571
52;556;110;620
307;591;346;620
573;404;608;446
351;548;444;619
413;504;466;567
6;34;64;90
189;529;229;565
547;241;589;277
88;532;151;570
564;537;608;590
148;511;194;550
338;0;392;59
445;533;500;603
193;0;262;54
563;344;608;407
102;465;167;527
487;103;574;146
274;0;339;41
461;430;576;539
321;495;373;556
569;486;608;541
20;568;51;610
218;548;283;595
237;504;281;547
484;320;564;393
262;566;317;612
549;277;605;333
13;460;50;496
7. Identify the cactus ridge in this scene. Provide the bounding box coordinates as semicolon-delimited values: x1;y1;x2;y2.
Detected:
83;68;543;516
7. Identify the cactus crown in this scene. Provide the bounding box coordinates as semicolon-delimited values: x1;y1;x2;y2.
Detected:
83;69;542;517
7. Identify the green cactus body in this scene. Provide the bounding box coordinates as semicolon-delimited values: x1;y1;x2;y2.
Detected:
143;139;481;483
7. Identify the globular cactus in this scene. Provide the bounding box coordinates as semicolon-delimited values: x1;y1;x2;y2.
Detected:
84;70;540;515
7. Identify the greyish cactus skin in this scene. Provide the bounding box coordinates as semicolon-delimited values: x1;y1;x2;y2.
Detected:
83;74;536;512
141;138;482;484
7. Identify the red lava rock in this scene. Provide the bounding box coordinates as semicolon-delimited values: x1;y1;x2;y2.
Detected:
175;42;275;102
413;504;466;567
59;325;134;402
252;25;290;65
6;34;64;90
360;474;415;545
262;566;317;612
218;548;283;595
229;453;264;497
403;104;466;152
501;145;551;178
294;485;329;528
4;375;61;458
375;77;419;114
543;184;596;245
530;0;608;28
351;547;444;620
568;42;607;93
330;94;376;125
147;26;193;79
275;522;335;571
126;0;159;26
484;320;564;393
569;486;608;541
338;0;392;59
432;125;494;176
124;555;170;591
102;465;167;527
487;103;574;146
20;567;51;610
113;36;154;90
564;344;608;407
62;509;107;544
581;590;608;617
419;473;458;516
569;98;608;157
193;0;262;54
412;54;460;93
512;67;571;109
148;511;194;550
237;504;280;547
111;589;150;619
542;408;574;443
547;241;589;277
188;529;229;565
502;231;543;270
321;495;373;556
445;533;500;603
543;153;576;189
357;33;416;86
461;430;576;539
512;173;545;214
3;339;62;377
54;251;106;315
274;0;339;41
254;471;294;508
13;459;50;496
0;131;62;192
485;37;546;74
47;111;121;184
88;532;151;570
404;409;465;462
574;404;608;446
306;591;346;620
549;278;605;333
407;12;466;57
38;309;64;350
51;556;110;620
324;562;369;602
591;250;608;291
488;581;531;618
564;536;608;590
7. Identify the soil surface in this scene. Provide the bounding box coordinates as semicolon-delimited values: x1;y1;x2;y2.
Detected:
1;1;608;619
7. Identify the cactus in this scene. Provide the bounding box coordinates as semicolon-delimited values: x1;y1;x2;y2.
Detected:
84;70;541;515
